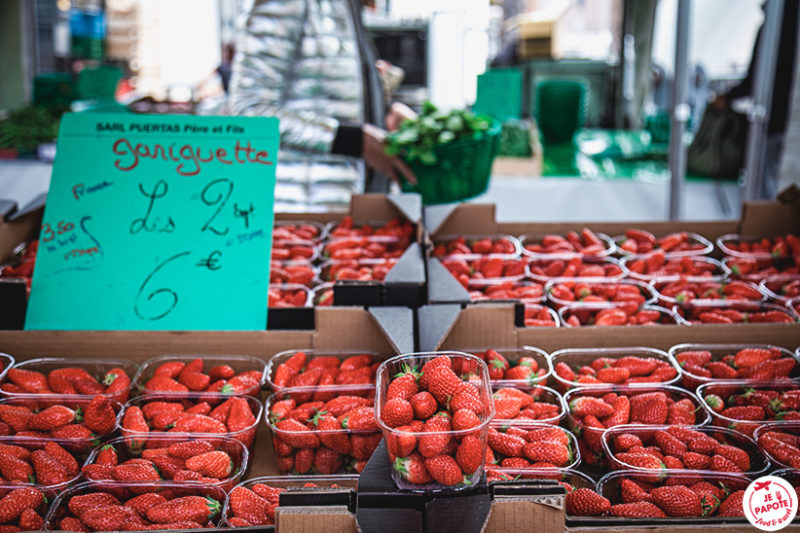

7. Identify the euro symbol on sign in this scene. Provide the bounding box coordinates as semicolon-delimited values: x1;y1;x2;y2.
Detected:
196;250;222;271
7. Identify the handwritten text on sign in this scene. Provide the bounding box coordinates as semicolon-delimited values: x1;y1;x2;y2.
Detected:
25;114;279;330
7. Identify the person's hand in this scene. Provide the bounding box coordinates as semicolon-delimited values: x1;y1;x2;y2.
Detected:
385;102;417;132
711;93;729;111
362;124;417;185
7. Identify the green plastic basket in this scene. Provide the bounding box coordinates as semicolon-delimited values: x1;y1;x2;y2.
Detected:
535;79;587;144
401;122;501;205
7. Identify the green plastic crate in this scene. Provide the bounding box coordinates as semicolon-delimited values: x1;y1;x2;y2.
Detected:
535;79;587;144
401;122;501;205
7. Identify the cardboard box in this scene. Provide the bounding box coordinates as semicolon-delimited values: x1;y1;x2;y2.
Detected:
423;197;799;304
0;306;411;533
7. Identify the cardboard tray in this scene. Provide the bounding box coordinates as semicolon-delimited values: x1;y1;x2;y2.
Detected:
423;194;800;304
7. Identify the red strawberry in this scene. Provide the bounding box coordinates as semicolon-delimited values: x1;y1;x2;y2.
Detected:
387;426;417;458
0;455;33;483
0;488;43;523
83;395;116;434
526;426;569;446
312;413;351;454
425;455;464;486
79;505;140;531
734;348;774;368
394;453;432;484
294;448;314;474
523;441;571;466
113;462;161;483
178;372;210;392
122;406;150;433
682;451;712;470
81;463;115;480
493;396;523;419
67;492;120;517
350;433;382;461
704;394;724;413
486;350;509;380
144;376;189;393
418;414;452;458
29;405;74;431
668;427;719;454
146;496;221;524
167;440;214;459
409;392;438;419
18;508;42;530
566;488;611;516
387;374;418;401
488;427;525;458
228;486;269;525
7;369;49;393
610;502;667;518
126;493;168;517
154;361;186;378
60;517;90;532
452;409;480;431
710;454;742;473
620;479;652;503
380;398;414;428
500;457;531;468
185;451;233;479
615;453;665;477
615;433;643;451
569;397;614;418
274;419;320;448
596;367;631;384
449;391;484;416
313;447;343;474
103;368;131;401
322;396;371;418
650;485;702;517
338;407;378;431
715;444;750;471
426;366;464;405
602;396;631;427
718;490;745;517
720;405;765;421
456;435;483;474
150;454;185;479
44;441;79;476
630;393;668;425
654;430;687;458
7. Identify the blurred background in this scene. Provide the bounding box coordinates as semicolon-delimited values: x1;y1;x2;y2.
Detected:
1;0;797;219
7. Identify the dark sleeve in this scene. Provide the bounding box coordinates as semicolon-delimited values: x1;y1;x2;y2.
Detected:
727;27;761;100
331;124;363;157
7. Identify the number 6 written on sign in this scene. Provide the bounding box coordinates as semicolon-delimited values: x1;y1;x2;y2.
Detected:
134;251;191;321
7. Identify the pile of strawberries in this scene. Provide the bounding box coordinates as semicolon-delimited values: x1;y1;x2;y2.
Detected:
0;487;47;530
468;280;544;303
625;253;721;279
268;285;310;308
273;223;322;243
654;279;764;304
0;395;118;444
81;438;242;488
270;261;317;287
616;229;708;257
565;478;746;518
269;352;378;391
2;366;131;402
606;427;758;474
553;356;679;389
524;305;558;327
442;257;526;287
487;425;574;470
322;259;397;282
323;217;414;261
52;487;224;531
433;236;518;257
271;241;316;262
0;440;80;488
226;481;343;527
547;281;652;309
675;347;796;386
120;396;258;448
719;233;800;259
700;383;800;433
725;256;799;283
761;275;800;302
380;355;490;487
567;389;700;466
470;349;548;384
561;306;675;327
137;357;263;396
528;257;624;281
521;229;610;257
268;393;379;475
491;387;563;423
755;426;800;468
675;302;796;324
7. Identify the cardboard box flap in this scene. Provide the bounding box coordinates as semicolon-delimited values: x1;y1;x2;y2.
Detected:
421;305;519;352
483;498;564;533
311;307;413;354
385;242;426;284
424;204;498;237
0;200;17;221
276;506;361;533
387;193;422;224
739;197;800;238
427;259;471;304
8;193;46;222
279;488;358;514
349;194;419;225
417;304;463;354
